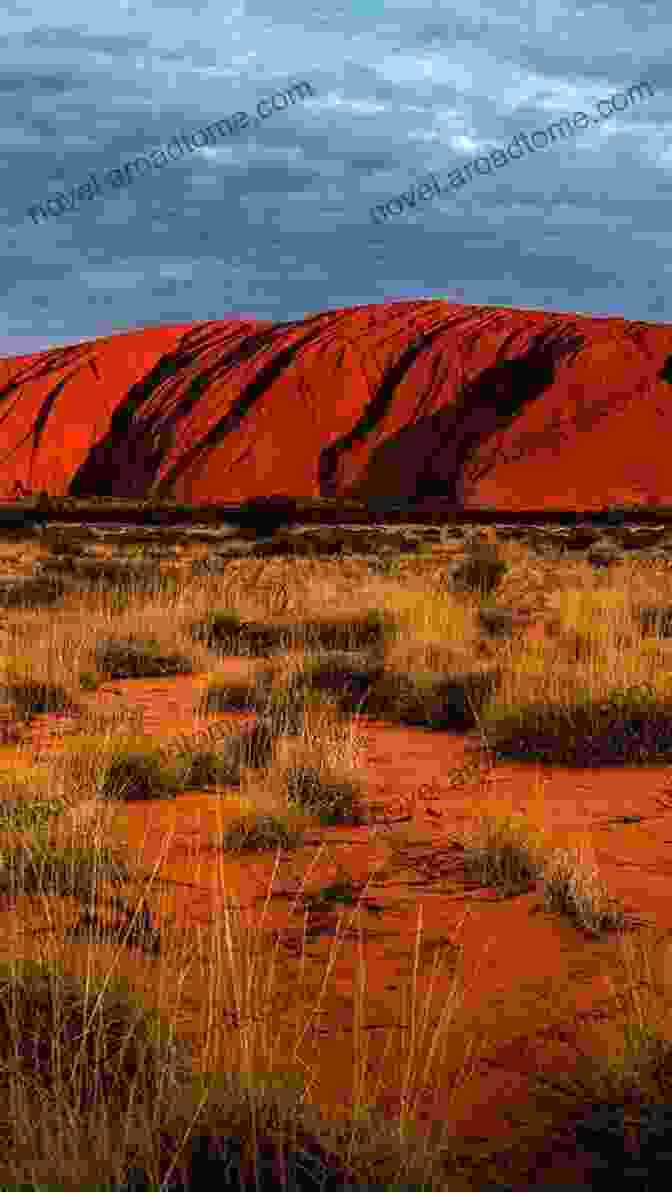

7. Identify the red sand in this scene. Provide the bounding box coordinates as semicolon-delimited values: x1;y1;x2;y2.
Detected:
1;301;671;509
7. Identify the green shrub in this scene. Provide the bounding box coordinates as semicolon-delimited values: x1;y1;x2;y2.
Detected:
0;957;192;1121
79;670;100;691
96;745;178;802
458;543;508;599
284;765;367;826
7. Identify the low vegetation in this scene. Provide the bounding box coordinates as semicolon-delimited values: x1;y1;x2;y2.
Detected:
0;521;670;1185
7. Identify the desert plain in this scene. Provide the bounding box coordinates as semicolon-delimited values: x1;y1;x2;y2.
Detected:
0;515;670;1188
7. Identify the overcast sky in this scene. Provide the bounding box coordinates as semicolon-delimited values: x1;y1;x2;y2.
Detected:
1;0;669;357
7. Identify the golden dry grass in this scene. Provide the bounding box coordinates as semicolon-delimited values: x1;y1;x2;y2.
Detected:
0;528;670;1185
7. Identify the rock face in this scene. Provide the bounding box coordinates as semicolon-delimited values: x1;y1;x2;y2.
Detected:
1;301;671;510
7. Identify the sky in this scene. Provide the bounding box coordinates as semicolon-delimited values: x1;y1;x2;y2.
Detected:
1;0;669;357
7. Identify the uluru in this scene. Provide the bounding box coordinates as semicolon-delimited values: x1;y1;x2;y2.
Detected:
1;299;671;511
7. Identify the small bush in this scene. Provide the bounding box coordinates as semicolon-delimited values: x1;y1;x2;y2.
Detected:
167;743;245;790
542;845;627;937
190;608;396;658
96;744;178;802
0;838;132;901
197;670;276;716
300;653;385;716
217;812;305;855
0;796;65;836
79;670;100;691
190;611;249;652
363;666;501;731
574;1102;672;1188
0;958;192;1122
284;765;368;826
481;684;672;766
449;543;508;599
0;675;78;719
461;811;547;897
117;1068;362;1191
638;604;672;639
64;895;163;958
93;636;193;679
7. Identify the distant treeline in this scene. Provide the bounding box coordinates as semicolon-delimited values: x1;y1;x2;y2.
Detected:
1;493;671;529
